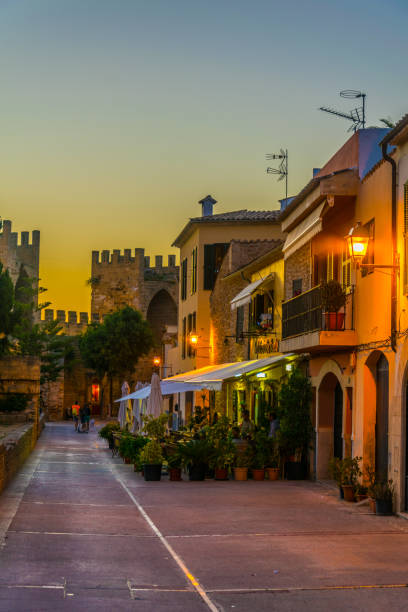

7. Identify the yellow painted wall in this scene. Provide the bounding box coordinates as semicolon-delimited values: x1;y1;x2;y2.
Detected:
172;221;282;373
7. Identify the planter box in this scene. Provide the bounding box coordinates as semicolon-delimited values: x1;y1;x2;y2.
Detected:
143;463;162;481
233;467;248;481
214;468;229;481
252;468;265;481
266;467;279;481
285;461;306;480
375;499;393;516
324;312;345;331
169;467;182;481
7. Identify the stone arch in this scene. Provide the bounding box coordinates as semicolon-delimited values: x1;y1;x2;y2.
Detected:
146;289;177;346
363;350;389;480
316;370;344;479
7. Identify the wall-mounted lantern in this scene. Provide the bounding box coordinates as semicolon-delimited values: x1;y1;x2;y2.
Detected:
346;222;370;265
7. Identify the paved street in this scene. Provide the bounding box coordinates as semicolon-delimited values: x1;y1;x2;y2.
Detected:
1;423;408;611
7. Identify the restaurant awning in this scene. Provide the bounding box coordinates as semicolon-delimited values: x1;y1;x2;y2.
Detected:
115;381;206;402
163;354;295;391
230;274;274;310
282;201;326;259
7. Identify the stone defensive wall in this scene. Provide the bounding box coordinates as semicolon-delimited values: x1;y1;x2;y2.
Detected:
0;219;40;285
91;248;177;271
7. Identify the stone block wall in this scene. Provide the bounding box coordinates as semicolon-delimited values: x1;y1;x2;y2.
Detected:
0;417;44;494
284;243;312;300
0;356;41;428
0;220;40;286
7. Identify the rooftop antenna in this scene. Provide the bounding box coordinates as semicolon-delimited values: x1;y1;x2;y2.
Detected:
319;90;366;132
266;149;288;203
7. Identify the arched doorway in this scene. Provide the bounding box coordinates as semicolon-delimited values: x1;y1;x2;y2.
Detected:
317;372;343;478
146;290;177;346
376;354;389;482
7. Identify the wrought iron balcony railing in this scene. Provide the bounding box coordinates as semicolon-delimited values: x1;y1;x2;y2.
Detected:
282;285;354;340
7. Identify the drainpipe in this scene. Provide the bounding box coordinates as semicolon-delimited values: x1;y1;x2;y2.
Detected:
381;142;397;352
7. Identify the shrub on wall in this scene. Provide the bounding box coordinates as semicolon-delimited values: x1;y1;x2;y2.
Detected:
0;393;30;412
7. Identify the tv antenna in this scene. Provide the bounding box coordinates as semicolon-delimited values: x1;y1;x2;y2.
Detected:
319;90;366;132
266;149;288;202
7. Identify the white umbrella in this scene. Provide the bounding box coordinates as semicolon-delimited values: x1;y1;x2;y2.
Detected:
118;381;130;429
146;373;163;418
131;382;145;433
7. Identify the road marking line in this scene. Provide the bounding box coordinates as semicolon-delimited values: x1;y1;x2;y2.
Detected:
206;584;408;593
166;530;404;538
111;466;219;612
8;530;156;538
0;584;65;590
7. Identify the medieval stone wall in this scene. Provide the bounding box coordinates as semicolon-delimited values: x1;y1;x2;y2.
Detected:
0;220;40;286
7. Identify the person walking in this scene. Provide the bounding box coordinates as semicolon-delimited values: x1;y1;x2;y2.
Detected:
78;404;86;433
83;402;91;433
71;400;80;432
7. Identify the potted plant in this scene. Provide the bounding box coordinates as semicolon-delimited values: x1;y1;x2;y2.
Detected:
250;430;270;481
233;453;250;481
139;440;163;481
321;280;346;331
98;421;121;453
365;465;377;513
266;439;280;481
355;483;368;502
166;446;183;481
328;456;344;498
340;456;362;502
118;432;137;464
372;479;394;515
210;439;236;480
178;439;213;481
278;369;313;480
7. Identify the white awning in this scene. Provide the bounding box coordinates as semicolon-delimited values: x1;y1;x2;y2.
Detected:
283;201;326;259
115;381;205;402
230;274;274;310
163;354;295;391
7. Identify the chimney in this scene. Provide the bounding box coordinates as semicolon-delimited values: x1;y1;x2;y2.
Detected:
199;195;217;217
313;168;321;177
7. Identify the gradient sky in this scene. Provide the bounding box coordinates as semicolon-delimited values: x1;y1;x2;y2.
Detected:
0;0;407;313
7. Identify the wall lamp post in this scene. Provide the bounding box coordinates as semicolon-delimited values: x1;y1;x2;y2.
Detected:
346;222;399;271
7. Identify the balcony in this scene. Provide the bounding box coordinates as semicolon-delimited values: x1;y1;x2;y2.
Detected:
280;285;357;353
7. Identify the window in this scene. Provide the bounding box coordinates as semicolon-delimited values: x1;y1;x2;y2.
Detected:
191;247;197;294
203;243;229;290
292;279;302;297
181;258;188;300
361;219;375;278
187;311;196;357
235;305;244;342
250;291;274;330
182;317;186;359
341;247;352;289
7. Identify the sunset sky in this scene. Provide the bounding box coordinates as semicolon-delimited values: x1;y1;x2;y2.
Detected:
1;0;407;313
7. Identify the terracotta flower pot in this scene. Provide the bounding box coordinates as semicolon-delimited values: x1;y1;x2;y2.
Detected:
124;457;132;464
324;312;345;331
233;467;248;481
342;485;355;502
252;468;265;481
357;494;368;503
369;497;376;513
266;467;279;481
169;467;182;481
214;468;229;481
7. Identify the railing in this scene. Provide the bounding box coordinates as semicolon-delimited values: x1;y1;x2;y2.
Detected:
282;285;354;340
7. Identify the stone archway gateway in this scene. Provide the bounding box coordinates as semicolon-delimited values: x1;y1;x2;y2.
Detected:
146;289;177;346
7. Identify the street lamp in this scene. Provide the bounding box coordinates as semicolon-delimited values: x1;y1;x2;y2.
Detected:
346;222;370;265
189;333;199;346
346;222;399;271
153;356;161;367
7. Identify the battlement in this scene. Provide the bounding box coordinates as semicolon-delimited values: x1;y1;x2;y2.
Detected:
0;219;40;249
91;248;177;270
42;309;93;331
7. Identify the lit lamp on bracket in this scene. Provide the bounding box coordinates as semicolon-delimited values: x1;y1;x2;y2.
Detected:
152;356;161;367
189;333;199;347
346;222;399;272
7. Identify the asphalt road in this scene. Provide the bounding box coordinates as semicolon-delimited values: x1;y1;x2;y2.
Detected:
1;422;408;611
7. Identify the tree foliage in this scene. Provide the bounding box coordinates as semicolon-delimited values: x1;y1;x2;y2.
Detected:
278;368;313;457
79;306;154;381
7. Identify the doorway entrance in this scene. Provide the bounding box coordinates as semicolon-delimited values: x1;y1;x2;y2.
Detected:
375;354;389;482
317;372;343;479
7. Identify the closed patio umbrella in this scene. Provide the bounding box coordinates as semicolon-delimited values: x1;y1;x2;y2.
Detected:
118;381;130;429
131;382;145;433
146;373;163;418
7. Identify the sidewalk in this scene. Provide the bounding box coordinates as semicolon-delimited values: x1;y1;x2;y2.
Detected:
0;422;408;611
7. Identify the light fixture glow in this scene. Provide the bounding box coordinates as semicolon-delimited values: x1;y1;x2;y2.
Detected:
153;356;161;366
189;334;198;345
256;372;267;378
285;363;293;372
346;222;369;263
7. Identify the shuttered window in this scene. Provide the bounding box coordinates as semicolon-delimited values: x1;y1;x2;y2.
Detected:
181;258;188;300
235;305;244;342
203;243;229;290
191;247;197;294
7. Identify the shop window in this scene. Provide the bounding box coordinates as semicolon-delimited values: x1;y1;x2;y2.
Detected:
91;384;100;403
203;243;229;290
181;258;188;300
361;219;375;278
235;305;244;342
191;247;197;295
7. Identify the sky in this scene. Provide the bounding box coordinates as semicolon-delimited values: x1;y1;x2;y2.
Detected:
0;0;407;313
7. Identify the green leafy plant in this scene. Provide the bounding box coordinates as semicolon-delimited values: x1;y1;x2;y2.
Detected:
0;393;30;413
140;440;163;465
142;414;168;440
328;456;343;487
210;438;236;469
340;456;362;486
320;280;346;313
118;433;149;463
372;479;394;503
177;439;214;469
278;368;313;460
98;421;121;446
250;429;271;469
